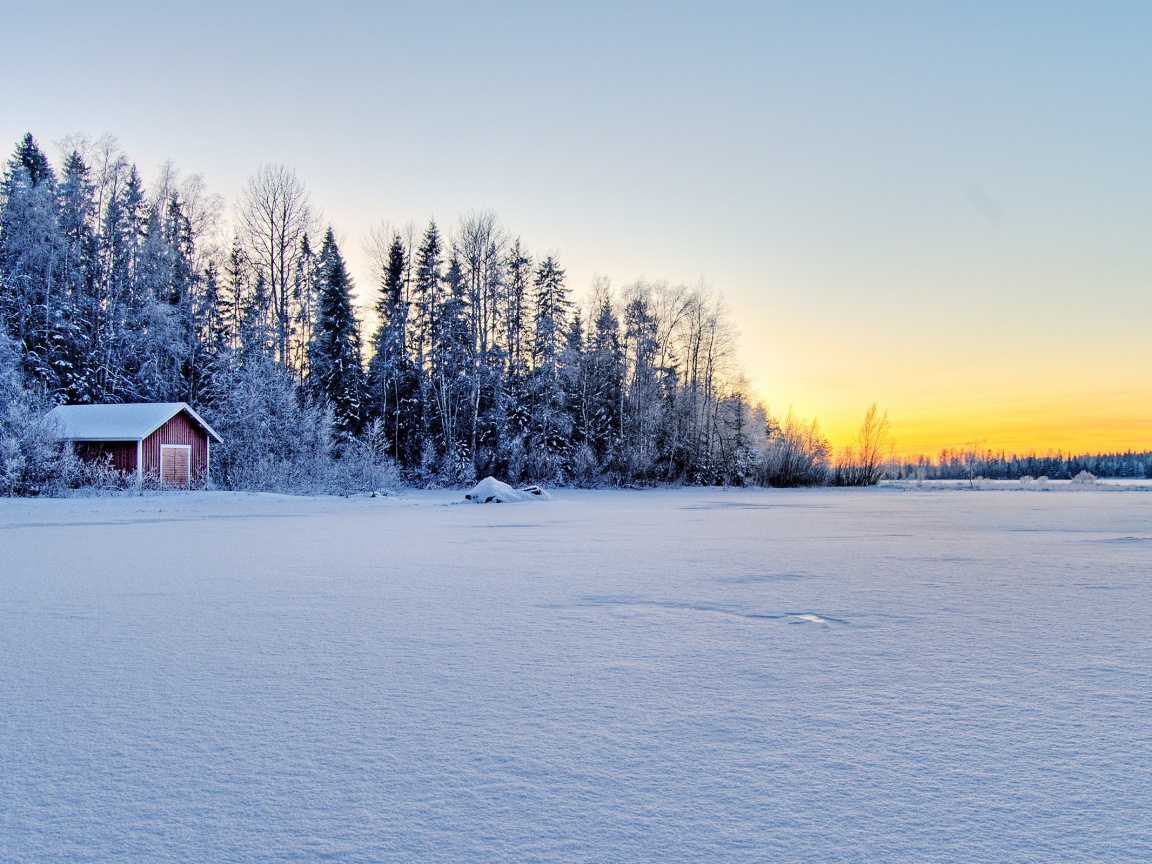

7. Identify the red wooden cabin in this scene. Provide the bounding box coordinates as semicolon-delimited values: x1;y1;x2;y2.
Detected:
46;403;223;487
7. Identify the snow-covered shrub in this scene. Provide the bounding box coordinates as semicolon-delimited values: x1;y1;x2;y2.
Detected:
1070;470;1097;486
323;419;402;495
68;452;137;492
204;355;401;495
832;404;893;486
0;333;77;496
569;442;601;487
754;410;829;487
203;354;335;493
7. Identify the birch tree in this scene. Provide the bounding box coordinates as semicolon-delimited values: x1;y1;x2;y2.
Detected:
236;164;316;371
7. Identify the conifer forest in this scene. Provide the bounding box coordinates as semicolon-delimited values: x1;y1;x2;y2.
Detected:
2;133;1146;495
0;133;790;493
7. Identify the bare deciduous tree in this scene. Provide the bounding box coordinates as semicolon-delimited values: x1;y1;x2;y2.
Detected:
236;165;316;371
835;403;893;485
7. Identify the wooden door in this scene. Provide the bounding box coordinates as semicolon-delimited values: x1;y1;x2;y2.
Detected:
161;445;190;486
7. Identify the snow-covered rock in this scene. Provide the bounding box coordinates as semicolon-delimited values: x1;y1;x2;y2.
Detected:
464;476;526;503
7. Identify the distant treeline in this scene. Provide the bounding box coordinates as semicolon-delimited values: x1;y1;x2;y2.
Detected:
4;131;888;494
891;449;1152;481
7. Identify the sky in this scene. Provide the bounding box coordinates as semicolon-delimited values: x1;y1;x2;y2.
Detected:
2;0;1149;455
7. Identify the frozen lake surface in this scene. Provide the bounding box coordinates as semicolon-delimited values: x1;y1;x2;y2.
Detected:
2;487;1150;862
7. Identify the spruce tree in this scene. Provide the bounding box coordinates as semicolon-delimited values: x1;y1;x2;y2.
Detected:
587;295;624;464
0;134;66;392
56;150;97;400
429;251;473;479
221;236;248;351
412;220;442;371
531;255;570;375
12;133;52;187
240;272;272;361
527;255;572;480
367;232;417;462
368;231;408;386
308;228;365;439
503;238;532;376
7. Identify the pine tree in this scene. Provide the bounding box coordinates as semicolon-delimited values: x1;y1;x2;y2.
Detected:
587;294;624;467
0;133;66;393
531;255;569;375
221;236;247;351
308;229;365;439
503;238;532;376
292;232;317;376
240;272;272;360
527;255;572;481
367;232;417;462
411;220;442;372
56;150;98;400
12;133;52;187
429;250;473;479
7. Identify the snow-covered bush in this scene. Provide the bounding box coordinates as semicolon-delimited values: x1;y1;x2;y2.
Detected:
324;419;402;495
204;354;400;495
0;333;77;496
754;410;829;487
1070;470;1097;486
832;404;893;486
202;354;331;492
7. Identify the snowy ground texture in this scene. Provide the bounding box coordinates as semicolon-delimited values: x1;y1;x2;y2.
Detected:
2;486;1150;863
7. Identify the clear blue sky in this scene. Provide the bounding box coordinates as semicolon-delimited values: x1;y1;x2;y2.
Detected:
3;0;1150;452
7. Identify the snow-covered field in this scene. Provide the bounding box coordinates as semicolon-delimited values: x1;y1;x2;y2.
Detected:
2;486;1150;863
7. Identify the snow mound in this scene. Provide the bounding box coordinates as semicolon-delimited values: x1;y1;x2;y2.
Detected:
463;477;551;503
465;477;522;503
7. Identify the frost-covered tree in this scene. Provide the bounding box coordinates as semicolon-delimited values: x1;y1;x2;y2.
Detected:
525;255;572;480
0;134;66;392
503;238;532;377
367;231;418;463
203;350;332;492
308;229;365;439
531;254;569;374
411;220;442;372
428;251;474;480
56;150;98;401
0;330;73;495
236;164;316;370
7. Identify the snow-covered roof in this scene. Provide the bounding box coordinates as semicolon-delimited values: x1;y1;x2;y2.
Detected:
45;403;223;443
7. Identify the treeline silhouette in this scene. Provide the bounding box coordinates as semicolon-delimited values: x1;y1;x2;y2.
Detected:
891;448;1151;481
